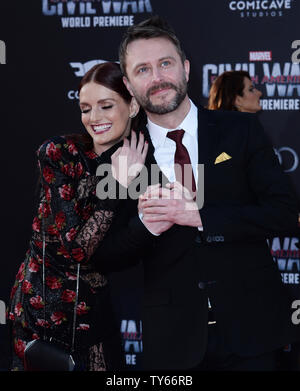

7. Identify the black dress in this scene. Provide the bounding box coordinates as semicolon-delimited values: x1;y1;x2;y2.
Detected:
8;135;124;371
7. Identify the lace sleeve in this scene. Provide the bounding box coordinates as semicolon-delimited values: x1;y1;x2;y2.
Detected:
74;210;113;260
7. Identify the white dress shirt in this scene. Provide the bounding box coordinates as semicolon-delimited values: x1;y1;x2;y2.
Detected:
140;99;203;233
147;99;199;185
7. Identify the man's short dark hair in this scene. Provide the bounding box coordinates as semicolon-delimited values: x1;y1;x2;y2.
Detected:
119;15;186;76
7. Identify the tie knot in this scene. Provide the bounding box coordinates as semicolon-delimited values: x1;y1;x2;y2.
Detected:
167;129;184;144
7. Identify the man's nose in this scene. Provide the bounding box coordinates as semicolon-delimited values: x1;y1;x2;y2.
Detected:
152;67;164;82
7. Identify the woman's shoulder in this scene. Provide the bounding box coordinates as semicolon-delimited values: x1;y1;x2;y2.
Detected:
36;135;82;163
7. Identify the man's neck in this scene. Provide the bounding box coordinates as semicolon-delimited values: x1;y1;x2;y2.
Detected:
146;95;191;130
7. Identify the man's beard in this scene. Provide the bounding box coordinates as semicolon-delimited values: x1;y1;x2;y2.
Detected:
132;75;188;115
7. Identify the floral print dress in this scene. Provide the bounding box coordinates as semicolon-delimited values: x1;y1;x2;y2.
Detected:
8;135;121;371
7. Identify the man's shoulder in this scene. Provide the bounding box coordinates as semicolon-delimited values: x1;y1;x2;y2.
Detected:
198;106;261;135
198;105;255;123
36;134;82;163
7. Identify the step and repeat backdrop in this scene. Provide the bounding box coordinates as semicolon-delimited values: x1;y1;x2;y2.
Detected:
0;0;299;370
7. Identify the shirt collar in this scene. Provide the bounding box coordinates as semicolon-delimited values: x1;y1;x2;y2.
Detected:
147;99;198;148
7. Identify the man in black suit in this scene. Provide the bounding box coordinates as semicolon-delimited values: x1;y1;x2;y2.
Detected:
96;16;300;370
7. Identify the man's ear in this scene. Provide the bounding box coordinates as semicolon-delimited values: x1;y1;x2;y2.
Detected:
129;97;140;118
184;59;190;82
123;76;134;97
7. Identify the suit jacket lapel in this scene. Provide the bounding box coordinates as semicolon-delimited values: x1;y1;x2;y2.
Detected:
141;105;220;187
142;124;170;187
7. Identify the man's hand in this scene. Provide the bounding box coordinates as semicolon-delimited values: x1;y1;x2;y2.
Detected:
111;130;148;188
138;184;173;235
140;182;203;228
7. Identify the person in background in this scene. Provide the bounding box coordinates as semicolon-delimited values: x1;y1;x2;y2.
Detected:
7;62;148;371
207;70;262;113
208;70;300;239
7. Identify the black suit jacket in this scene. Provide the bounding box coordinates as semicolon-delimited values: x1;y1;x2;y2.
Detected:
92;106;299;370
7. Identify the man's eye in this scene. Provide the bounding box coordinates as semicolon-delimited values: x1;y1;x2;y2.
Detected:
138;67;148;73
161;61;170;67
102;105;113;110
81;109;90;114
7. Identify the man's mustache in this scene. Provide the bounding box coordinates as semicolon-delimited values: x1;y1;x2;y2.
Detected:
147;82;178;98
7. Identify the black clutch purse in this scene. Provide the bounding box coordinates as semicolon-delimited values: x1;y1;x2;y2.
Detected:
24;201;80;371
24;339;75;371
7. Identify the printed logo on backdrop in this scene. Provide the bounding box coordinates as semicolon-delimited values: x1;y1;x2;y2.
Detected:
42;0;153;29
68;59;112;99
228;0;293;18
121;319;142;366
269;237;300;285
202;48;300;111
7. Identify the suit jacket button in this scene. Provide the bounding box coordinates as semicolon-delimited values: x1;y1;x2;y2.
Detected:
198;282;206;289
195;233;203;244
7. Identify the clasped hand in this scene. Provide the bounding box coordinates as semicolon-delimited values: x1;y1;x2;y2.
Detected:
138;182;202;235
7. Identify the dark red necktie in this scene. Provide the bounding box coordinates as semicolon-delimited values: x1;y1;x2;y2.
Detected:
167;129;196;196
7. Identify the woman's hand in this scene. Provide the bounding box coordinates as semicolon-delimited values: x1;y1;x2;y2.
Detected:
111;130;148;188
